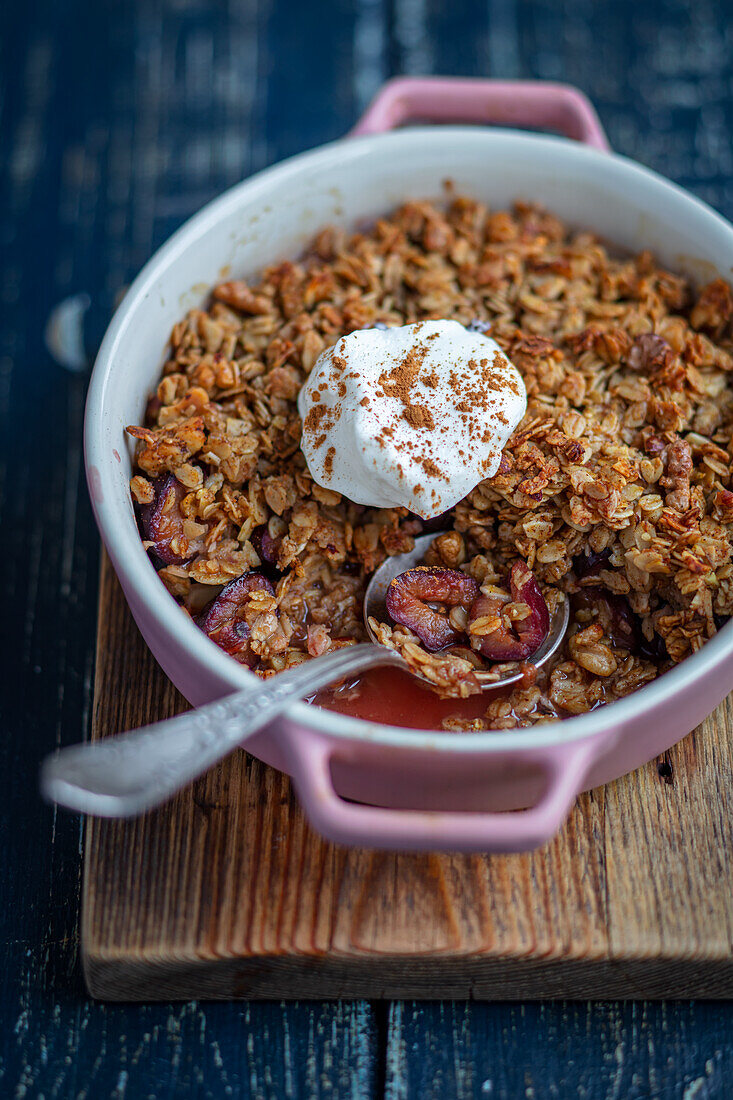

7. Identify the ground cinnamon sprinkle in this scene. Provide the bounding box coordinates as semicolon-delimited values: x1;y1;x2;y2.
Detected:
306;325;513;495
419;455;447;480
403;403;435;429
323;446;335;477
304;403;328;434
378;344;428;404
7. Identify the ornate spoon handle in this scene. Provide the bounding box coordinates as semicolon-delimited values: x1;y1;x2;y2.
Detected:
40;644;402;817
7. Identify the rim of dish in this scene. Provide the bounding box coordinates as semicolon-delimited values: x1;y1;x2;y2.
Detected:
85;125;733;753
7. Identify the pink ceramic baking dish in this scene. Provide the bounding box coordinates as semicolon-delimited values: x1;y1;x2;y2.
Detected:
85;77;733;853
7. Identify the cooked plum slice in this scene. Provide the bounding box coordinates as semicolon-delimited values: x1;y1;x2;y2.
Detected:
469;561;550;661
385;566;480;651
197;573;274;660
638;630;668;663
250;525;282;573
136;474;193;566
419;509;455;535
573;547;612;580
572;587;639;651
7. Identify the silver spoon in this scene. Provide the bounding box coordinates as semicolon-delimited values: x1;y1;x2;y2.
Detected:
40;533;568;817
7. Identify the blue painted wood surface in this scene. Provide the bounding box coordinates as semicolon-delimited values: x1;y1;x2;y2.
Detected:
2;0;733;1095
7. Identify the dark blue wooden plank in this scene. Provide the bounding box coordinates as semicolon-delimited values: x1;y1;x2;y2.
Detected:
5;983;378;1098
264;0;360;158
384;1001;732;1099
2;0;733;1096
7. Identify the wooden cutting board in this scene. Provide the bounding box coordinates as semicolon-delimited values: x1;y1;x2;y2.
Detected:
83;552;733;1000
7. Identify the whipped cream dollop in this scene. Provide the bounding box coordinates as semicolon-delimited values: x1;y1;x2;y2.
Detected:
297;320;527;519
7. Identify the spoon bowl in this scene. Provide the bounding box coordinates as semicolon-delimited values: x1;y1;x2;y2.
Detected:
364;531;569;690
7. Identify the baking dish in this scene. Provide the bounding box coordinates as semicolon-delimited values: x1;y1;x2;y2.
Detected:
85;77;733;852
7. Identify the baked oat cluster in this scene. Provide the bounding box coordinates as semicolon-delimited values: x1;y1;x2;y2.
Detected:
127;194;733;729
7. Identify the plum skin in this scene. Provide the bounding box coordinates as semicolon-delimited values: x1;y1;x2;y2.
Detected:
386;561;551;662
385;565;480;651
196;573;274;662
469;561;550;661
250;525;282;577
136;474;193;567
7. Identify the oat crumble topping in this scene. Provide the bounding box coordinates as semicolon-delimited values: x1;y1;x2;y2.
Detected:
127;194;733;730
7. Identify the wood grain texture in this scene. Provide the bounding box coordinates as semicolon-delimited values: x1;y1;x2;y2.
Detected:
382;1000;732;1100
84;553;733;1001
6;0;733;1093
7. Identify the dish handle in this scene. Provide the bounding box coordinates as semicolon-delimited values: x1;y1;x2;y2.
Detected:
351;76;610;151
281;731;600;853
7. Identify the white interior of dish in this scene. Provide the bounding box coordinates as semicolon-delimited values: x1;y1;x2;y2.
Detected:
86;126;733;750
